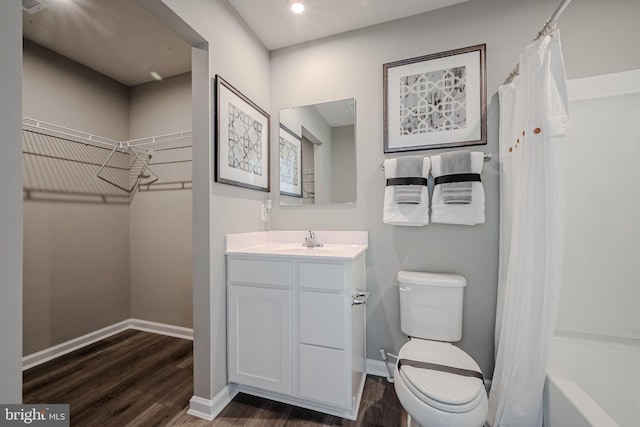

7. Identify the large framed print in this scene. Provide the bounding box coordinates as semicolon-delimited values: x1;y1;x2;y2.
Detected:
279;124;303;198
383;44;486;153
215;75;270;192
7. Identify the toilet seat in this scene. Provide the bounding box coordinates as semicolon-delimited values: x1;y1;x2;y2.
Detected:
396;339;485;413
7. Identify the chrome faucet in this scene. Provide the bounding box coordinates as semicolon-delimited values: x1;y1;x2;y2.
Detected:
302;231;323;248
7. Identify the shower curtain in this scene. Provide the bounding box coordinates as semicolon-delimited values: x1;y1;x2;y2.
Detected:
488;29;569;427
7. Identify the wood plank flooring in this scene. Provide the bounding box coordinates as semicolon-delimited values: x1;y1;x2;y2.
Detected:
23;330;405;426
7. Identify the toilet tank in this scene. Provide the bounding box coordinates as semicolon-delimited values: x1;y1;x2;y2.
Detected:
398;271;466;342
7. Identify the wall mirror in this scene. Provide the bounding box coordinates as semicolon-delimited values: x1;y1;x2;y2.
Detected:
279;98;356;205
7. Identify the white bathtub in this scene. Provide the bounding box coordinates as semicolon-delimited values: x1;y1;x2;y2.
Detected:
544;334;640;427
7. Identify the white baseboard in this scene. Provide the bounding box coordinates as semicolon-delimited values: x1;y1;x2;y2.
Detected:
366;358;393;379
22;320;131;370
23;318;194;370
188;384;239;421
128;318;194;341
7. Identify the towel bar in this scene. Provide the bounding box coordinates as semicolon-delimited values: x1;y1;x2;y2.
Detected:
380;153;492;170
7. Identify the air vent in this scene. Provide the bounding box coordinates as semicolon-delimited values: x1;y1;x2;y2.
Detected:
22;0;50;14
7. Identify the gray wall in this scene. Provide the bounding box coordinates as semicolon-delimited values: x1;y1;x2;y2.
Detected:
23;204;130;354
269;0;640;378
23;40;129;140
129;73;193;328
0;0;23;404
22;42;132;355
330;125;356;203
129;191;193;326
160;0;271;402
128;72;192;139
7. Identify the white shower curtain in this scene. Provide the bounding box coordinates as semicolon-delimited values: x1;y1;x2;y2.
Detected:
488;29;569;427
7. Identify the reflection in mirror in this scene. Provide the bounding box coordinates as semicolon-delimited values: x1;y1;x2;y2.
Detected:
279;98;356;205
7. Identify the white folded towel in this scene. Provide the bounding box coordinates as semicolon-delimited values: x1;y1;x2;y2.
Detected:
431;152;485;225
383;157;430;226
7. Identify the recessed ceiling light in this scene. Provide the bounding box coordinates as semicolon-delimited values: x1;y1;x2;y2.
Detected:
289;0;305;15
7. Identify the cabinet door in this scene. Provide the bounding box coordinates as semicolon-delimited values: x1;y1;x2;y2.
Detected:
228;285;291;394
299;344;349;409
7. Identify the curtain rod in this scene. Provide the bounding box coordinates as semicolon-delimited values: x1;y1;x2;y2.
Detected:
548;0;572;24
502;0;572;85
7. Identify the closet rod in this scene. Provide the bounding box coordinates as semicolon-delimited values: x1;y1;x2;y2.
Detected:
502;0;572;85
23;117;192;149
23;117;120;149
128;131;193;147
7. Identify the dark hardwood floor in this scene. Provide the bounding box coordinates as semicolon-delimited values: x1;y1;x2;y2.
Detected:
24;330;405;426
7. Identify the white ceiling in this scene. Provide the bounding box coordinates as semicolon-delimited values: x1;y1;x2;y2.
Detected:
228;0;470;51
313;99;356;127
22;0;192;86
22;0;468;86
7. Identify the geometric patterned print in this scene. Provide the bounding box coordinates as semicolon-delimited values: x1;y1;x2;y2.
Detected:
227;102;263;176
399;65;467;135
279;135;299;186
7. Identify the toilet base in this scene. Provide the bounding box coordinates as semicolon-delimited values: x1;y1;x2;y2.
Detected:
406;414;489;427
406;414;419;427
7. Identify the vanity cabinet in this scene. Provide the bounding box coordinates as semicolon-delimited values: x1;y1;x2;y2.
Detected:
226;251;367;420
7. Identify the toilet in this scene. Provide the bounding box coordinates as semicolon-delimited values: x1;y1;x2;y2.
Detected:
394;271;488;427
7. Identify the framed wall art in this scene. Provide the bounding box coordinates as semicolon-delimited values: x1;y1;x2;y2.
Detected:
383;44;486;153
278;124;303;198
215;75;270;192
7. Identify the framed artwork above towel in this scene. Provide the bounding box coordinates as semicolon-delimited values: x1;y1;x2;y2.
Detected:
215;75;270;192
383;44;487;153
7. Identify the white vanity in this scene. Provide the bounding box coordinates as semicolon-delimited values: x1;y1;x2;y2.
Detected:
225;230;368;420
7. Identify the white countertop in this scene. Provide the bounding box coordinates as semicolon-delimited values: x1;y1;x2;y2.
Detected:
225;230;368;260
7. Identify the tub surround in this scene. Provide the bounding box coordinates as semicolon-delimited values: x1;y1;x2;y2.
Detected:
545;333;638;427
543;70;640;427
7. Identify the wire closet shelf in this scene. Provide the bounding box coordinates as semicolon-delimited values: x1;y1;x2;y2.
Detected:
22;118;193;203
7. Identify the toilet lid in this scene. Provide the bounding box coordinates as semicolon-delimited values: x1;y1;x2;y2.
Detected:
396;340;485;411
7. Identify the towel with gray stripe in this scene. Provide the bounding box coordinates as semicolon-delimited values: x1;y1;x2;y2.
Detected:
394;156;424;204
441;150;472;204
